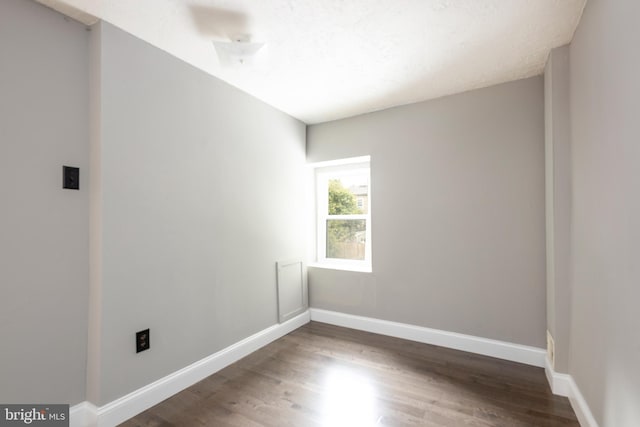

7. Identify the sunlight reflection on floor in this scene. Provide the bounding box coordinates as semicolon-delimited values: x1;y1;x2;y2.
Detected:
321;366;380;426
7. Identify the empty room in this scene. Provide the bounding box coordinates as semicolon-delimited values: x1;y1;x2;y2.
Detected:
1;0;638;426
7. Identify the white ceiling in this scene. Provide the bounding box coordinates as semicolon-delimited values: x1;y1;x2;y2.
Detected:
37;0;586;124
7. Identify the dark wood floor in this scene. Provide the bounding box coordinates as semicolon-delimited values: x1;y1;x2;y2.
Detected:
120;322;579;427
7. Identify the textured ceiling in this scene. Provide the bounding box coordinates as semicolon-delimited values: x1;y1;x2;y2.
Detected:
37;0;586;124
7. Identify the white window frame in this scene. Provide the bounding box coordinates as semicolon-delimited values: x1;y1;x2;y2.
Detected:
314;157;371;272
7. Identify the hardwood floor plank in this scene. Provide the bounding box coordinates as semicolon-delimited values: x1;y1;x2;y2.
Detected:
120;322;579;427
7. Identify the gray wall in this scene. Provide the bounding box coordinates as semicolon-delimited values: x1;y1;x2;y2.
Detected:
91;22;307;405
0;0;89;405
544;46;572;374
307;77;546;348
568;0;640;425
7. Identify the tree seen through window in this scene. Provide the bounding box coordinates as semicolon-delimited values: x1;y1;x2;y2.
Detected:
327;179;366;260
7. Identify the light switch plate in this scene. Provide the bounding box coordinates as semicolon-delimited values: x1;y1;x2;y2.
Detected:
63;166;79;190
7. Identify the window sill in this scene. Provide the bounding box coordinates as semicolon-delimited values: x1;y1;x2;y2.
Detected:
308;262;372;273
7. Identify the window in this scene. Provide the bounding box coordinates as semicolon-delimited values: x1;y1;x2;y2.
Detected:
314;157;371;271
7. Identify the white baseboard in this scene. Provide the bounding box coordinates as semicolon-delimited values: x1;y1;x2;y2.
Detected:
568;376;599;427
71;311;310;427
311;309;602;427
544;358;599;427
70;402;97;427
70;308;599;427
544;357;572;397
309;308;546;367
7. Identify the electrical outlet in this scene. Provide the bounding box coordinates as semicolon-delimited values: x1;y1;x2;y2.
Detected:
136;329;150;353
546;330;555;368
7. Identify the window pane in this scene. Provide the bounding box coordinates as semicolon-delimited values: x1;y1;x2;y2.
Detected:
328;176;368;215
326;219;366;260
